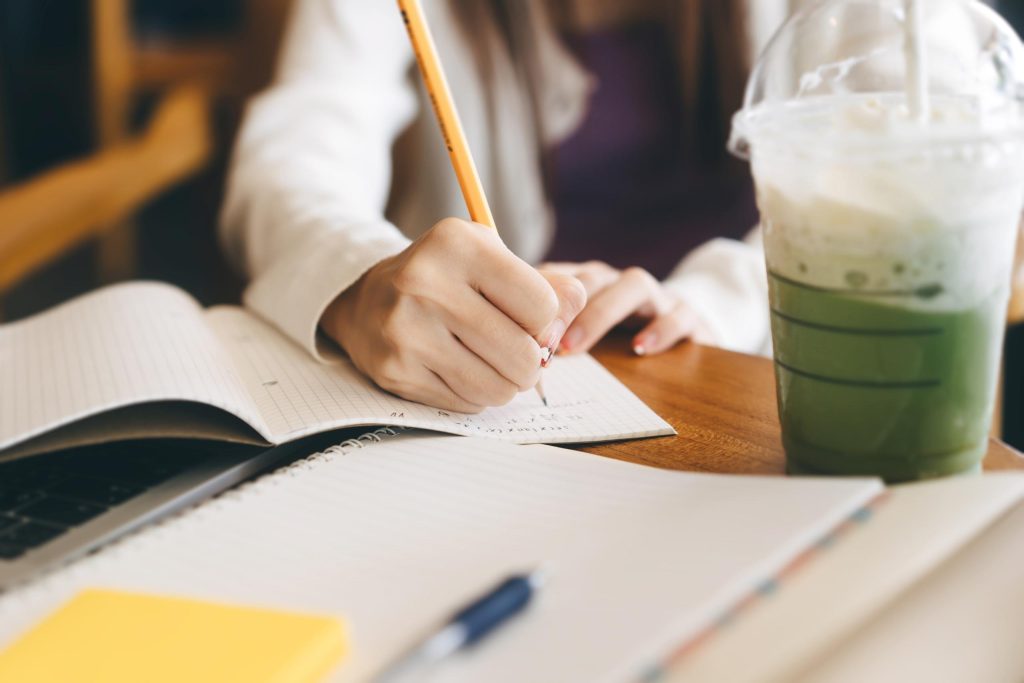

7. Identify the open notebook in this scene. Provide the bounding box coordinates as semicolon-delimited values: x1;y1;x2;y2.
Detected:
0;282;673;461
0;431;885;682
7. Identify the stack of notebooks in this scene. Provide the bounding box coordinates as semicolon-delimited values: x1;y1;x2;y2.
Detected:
1;431;1023;681
1;283;1023;681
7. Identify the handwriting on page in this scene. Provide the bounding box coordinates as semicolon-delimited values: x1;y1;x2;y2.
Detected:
406;403;589;437
206;306;674;445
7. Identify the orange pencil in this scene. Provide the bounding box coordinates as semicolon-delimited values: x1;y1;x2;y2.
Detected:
396;0;550;406
396;0;495;228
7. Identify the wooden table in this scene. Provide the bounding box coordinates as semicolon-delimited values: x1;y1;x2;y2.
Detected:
586;335;1024;474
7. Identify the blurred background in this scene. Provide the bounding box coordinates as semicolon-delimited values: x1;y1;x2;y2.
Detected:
0;0;1022;447
0;0;291;318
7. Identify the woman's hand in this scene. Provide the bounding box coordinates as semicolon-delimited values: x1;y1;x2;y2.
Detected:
541;261;715;356
322;218;586;413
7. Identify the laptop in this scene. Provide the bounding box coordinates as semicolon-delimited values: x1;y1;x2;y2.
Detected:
0;433;351;592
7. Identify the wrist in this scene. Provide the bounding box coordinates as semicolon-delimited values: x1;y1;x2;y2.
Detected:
321;268;372;357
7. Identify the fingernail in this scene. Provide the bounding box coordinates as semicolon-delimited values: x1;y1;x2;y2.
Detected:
542;319;567;360
561;326;584;353
634;333;655;355
540;322;566;367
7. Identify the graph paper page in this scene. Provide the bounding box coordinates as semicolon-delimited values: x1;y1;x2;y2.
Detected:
0;283;267;453
205;306;674;445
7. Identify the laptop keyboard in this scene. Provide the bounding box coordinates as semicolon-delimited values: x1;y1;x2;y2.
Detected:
0;445;210;560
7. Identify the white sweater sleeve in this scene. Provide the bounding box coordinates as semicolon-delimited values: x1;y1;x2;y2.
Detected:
220;0;417;359
664;228;772;356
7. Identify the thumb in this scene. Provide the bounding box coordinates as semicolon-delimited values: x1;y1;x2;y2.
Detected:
538;271;587;365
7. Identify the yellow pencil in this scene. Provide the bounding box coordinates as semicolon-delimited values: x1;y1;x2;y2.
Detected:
396;0;495;228
396;0;550;406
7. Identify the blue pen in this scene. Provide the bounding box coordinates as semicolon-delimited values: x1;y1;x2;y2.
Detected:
374;570;545;682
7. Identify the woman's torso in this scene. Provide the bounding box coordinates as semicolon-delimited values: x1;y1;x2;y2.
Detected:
544;18;757;279
388;0;771;268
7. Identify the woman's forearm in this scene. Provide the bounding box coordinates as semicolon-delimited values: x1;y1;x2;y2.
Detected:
220;0;419;357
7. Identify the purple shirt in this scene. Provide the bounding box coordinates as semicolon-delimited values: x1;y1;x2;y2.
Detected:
545;22;757;280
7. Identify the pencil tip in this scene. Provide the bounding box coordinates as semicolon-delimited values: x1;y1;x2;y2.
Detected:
542;397;548;407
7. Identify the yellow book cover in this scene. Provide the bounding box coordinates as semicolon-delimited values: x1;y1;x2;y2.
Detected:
0;589;348;683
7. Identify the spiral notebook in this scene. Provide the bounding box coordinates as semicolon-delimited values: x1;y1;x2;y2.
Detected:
0;430;885;682
0;282;674;462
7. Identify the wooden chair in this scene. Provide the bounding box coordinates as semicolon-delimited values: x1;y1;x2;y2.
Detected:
89;0;294;282
0;84;211;298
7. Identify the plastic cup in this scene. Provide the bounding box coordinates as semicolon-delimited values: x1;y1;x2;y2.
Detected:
731;0;1024;482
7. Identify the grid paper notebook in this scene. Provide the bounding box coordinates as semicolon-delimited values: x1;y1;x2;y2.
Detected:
0;432;882;683
0;282;674;460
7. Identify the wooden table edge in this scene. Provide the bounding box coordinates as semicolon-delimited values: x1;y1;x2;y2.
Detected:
581;336;1024;475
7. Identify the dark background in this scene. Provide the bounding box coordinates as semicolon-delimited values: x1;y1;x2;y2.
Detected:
0;0;249;316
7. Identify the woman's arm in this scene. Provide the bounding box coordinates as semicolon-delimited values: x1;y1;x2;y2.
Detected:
220;0;418;358
221;0;586;411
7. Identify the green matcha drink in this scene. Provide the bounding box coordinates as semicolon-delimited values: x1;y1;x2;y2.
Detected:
754;157;1022;482
731;0;1024;481
769;271;1007;481
756;144;1024;482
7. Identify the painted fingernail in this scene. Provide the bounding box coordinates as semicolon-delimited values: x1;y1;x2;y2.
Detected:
561;327;584;353
634;333;655;355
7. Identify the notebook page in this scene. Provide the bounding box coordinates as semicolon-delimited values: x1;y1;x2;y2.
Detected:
0;434;881;683
797;496;1024;683
673;474;1024;683
205;306;674;444
0;283;268;454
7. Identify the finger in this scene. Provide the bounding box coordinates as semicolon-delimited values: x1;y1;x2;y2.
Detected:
537;272;587;364
427;220;559;338
471;249;560;338
409;370;488;414
539;261;619;300
536;262;580;275
444;287;544;390
425;331;520;408
632;304;700;355
562;269;671;354
569;261;620;300
372;357;485;414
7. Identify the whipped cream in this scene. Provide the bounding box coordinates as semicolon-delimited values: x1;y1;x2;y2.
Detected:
751;95;1024;311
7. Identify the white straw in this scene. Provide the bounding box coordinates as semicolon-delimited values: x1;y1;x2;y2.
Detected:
904;0;931;123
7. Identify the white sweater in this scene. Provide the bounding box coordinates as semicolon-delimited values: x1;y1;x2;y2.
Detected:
221;0;792;360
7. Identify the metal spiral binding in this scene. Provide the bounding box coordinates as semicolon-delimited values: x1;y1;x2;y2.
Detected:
284;427;402;473
0;427;406;605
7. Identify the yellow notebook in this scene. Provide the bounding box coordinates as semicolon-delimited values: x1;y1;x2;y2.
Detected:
0;589;347;683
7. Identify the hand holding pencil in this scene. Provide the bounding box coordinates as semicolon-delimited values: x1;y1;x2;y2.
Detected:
323;218;584;412
320;0;584;413
394;0;586;405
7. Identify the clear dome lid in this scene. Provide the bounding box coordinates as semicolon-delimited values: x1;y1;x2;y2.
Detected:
730;0;1024;159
